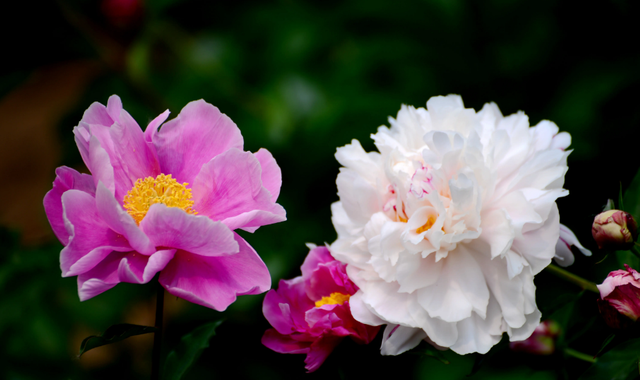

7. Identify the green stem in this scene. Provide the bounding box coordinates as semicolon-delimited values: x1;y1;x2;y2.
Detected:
545;264;599;293
630;245;640;261
151;282;164;380
564;348;597;363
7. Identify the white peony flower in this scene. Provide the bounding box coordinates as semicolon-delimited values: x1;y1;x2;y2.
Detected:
329;94;585;355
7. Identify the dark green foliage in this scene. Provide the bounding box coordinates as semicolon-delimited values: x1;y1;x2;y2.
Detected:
78;324;158;357
162;320;223;380
579;338;640;380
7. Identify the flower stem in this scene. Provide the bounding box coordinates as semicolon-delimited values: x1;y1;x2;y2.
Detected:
151;282;164;380
564;347;597;363
545;264;599;293
630;245;640;261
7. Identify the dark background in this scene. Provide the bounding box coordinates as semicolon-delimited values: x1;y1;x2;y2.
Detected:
1;0;639;379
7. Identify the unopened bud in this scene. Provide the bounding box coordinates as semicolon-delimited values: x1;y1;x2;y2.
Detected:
509;320;561;355
597;264;640;328
592;210;638;250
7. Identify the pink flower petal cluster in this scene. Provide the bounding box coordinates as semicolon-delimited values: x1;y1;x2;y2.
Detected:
44;95;286;310
597;264;640;323
262;245;380;372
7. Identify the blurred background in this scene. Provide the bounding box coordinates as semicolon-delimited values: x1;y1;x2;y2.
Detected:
1;0;639;379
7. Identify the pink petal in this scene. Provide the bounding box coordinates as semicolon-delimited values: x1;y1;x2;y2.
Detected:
305;261;356;302
152;99;244;184
262;289;294;335
261;329;311;354
263;277;315;333
95;182;155;255
106;95;122;121
106;109;161;199
140;203;238;257
303;336;342;373
159;233;270;311
76;95;160;202
192;148;286;231
254;148;282;202
82;98;116;126
44;166;96;244
598;267;640;298
89;135;115;194
300;246;334;279
73;96;121;172
143;109;170;157
607;285;640;320
60;190;132;277
118;249;176;284
76;249;175;301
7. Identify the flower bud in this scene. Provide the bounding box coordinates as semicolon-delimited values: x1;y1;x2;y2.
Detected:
597;264;640;328
592;210;638;250
509;320;561;355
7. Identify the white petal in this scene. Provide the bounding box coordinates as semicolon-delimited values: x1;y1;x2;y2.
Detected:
380;324;426;356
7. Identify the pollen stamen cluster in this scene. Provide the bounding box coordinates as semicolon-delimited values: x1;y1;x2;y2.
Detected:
315;292;351;308
123;174;197;224
416;215;437;234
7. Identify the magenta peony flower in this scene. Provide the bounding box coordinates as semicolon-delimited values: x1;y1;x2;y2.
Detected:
509;320;561;355
43;95;286;310
597;264;640;324
261;245;380;372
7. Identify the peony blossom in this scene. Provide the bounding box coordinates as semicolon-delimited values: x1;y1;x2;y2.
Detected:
330;94;584;355
509;320;561;355
592;210;638;250
262;245;379;372
597;264;640;324
43;95;286;310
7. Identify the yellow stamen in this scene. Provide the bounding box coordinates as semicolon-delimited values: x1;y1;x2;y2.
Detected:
397;202;408;223
123;174;197;224
315;292;351;308
416;215;437;234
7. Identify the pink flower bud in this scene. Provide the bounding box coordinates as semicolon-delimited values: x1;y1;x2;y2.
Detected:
597;264;640;327
592;210;638;250
509;320;561;355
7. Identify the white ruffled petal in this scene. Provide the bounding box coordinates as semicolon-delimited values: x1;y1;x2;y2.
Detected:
329;94;574;355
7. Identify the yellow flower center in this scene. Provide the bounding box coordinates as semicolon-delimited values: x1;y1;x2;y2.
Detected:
416;215;437;234
315;292;351;308
123;174;197;225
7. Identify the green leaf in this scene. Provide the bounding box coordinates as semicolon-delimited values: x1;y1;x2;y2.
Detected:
418;347;450;365
617;249;640;270
579;337;640;380
163;320;223;380
595;334;616;358
619;183;626;212
78;324;158;357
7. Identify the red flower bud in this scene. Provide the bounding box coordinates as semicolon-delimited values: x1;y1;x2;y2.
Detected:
597;264;640;328
592;210;638;250
509;320;561;355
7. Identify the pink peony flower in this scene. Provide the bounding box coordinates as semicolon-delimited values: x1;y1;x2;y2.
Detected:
509;320;561;355
597;264;640;323
43;95;286;310
261;245;380;372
